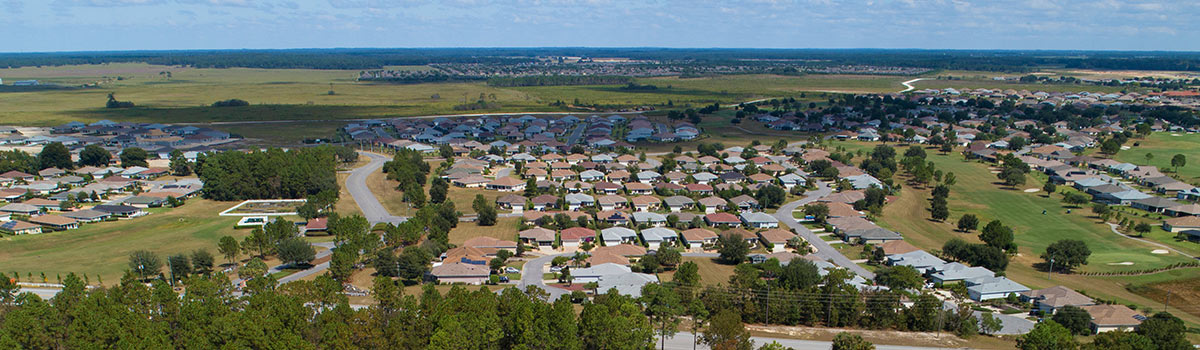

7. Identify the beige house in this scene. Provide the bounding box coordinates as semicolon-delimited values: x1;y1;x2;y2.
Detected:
1082;305;1142;334
431;262;490;285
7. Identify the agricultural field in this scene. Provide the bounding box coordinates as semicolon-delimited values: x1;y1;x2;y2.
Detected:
909;78;1128;94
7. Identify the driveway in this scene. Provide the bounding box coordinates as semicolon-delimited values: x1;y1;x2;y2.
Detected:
772;181;875;279
348;151;408;226
566;123;588;145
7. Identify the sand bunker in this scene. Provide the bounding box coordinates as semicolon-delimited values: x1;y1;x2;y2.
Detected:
1023;188;1040;193
989;170;1000;174
1151;249;1169;255
1107;262;1135;266
1120;146;1131;150
1171;133;1181;136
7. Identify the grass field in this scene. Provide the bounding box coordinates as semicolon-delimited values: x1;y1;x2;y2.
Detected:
447;217;521;246
1106;132;1200;184
657;257;736;286
0;199;245;284
823;140;1200;327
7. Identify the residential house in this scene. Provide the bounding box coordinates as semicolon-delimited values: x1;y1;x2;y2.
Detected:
966;276;1030;301
601;227;639;246
887;250;946;274
431;262;490;285
632;211;667;227
0;203;40;216
565;193;595;211
1162;216;1200;234
739;212;779;229
486;177;526;192
560;227;596;248
663;196;694;212
928;263;993;285
597;210;631;226
518;227;556;248
698;196;727;213
93;204;146;218
729;195;759;210
704;212;741;228
639;227;678;249
60;209;110;223
1082;305;1142;334
681;228;719;246
0;220;41;234
29;214;78;230
757;229;794;252
1020;286;1095;314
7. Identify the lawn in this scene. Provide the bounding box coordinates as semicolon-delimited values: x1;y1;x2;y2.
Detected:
447;217;521;246
0;199;245;285
1107;132;1200;184
657;256;736;286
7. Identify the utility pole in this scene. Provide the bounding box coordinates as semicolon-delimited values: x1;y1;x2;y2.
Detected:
1163;291;1172;311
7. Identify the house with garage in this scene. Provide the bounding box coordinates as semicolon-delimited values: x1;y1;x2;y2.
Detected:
530;194;559;211
565;193;595;211
698;196;727;213
663;196;694;212
486;177;526;192
601;227;639;246
1162;215;1200;235
757;229;794;252
597;210;631;226
704;212;741;228
966;276;1030;301
0;203;40;216
519;227;556;248
431;262;490;285
632;211;667;227
739;212;779;229
729;195;759;210
681;228;719;246
1130;196;1181;213
560;227;596;248
639;227;678;249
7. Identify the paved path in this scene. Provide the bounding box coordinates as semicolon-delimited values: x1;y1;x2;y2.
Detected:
772;181;875;279
517;253;574;301
1106;223;1196;259
898;78;929;93
348;151;408;226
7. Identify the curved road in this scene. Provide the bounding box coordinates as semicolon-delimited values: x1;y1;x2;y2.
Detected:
348;151;408;225
773;181;875;279
899;78;929;93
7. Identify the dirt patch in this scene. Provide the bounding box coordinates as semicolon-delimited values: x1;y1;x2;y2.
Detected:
746;324;973;348
1131;277;1200;319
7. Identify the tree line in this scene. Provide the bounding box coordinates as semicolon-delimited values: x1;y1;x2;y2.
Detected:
196;146;341;201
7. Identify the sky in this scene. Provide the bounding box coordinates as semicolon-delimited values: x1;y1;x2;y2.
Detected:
1;0;1197;52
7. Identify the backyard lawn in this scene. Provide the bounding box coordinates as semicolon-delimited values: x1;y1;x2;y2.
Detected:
447;217;521;246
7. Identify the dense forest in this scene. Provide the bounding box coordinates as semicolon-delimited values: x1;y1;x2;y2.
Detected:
196;147;339;201
3;48;1200;71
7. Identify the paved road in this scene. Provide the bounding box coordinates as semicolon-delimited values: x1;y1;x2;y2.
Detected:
660;334;959;350
898;78;929;93
517;253;574;301
349;151;408;226
566;123;588;145
772;181;875;280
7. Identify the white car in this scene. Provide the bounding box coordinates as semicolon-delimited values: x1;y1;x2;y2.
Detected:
504;267;520;274
549;266;563;273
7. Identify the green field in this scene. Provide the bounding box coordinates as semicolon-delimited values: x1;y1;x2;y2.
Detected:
1107;132;1200;184
0;199;245;284
826;140;1200;326
823;140;1195;272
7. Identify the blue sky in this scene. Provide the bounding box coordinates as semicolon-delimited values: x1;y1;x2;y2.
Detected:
1;0;1196;52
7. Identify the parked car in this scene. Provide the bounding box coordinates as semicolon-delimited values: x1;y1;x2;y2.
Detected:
504;267;520;274
550;266;563;273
